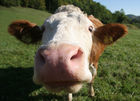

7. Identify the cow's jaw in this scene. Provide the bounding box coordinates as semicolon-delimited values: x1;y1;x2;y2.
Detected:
33;11;94;93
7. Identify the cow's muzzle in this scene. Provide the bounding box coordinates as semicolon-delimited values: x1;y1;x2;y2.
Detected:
34;43;92;92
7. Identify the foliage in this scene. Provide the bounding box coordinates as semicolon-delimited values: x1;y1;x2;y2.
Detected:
1;0;139;25
28;0;46;10
0;0;20;6
0;0;114;24
127;15;140;28
89;2;113;23
45;0;59;13
44;0;113;23
112;9;129;23
0;6;140;101
0;0;46;10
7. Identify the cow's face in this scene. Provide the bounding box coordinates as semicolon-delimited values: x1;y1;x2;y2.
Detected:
34;12;95;93
8;5;127;93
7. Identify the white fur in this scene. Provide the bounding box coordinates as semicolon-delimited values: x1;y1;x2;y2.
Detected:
34;5;95;92
55;5;83;14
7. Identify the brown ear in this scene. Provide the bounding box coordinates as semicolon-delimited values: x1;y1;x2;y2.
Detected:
8;20;43;44
94;23;128;45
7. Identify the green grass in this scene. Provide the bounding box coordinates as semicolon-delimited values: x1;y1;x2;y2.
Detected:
0;6;140;101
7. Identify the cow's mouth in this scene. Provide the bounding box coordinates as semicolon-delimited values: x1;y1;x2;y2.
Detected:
44;81;81;87
43;81;83;93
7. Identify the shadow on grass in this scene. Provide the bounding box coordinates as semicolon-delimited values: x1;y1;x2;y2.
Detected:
0;67;65;101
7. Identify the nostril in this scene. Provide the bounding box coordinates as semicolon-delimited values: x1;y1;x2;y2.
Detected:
39;52;46;64
40;50;51;62
70;49;83;60
37;49;47;64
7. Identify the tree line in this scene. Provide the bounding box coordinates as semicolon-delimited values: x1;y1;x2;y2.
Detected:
0;0;139;27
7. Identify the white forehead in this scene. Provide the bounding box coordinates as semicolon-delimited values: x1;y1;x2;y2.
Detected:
42;11;93;44
41;5;95;53
55;5;83;14
43;5;93;31
44;11;92;29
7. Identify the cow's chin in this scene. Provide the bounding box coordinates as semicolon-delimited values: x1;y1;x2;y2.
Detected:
43;82;83;93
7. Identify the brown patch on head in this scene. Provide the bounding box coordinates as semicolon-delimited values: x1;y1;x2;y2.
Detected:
88;16;128;68
89;37;106;69
8;20;43;44
88;15;105;68
88;15;103;28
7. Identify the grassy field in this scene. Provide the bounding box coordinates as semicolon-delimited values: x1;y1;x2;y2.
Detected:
0;6;140;101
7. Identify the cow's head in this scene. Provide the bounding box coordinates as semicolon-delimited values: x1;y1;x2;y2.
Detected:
8;5;127;93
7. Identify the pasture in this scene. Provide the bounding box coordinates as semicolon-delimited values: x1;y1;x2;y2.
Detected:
0;6;140;101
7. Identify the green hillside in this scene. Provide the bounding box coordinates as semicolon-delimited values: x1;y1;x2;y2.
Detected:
0;6;140;101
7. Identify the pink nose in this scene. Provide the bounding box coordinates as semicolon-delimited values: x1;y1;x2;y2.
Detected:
37;44;84;82
41;44;83;69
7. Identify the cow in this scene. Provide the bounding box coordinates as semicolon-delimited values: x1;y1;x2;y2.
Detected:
8;5;128;101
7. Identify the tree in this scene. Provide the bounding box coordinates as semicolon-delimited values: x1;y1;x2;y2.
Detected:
28;0;46;10
113;9;128;23
89;2;112;23
0;0;21;7
20;0;29;7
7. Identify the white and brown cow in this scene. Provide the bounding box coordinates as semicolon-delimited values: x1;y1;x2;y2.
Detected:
8;5;128;101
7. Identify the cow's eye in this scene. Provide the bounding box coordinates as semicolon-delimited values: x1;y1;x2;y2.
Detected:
89;26;94;33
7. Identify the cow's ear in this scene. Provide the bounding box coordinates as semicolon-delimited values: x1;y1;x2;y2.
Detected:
8;20;43;44
94;23;128;45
